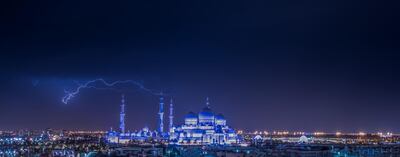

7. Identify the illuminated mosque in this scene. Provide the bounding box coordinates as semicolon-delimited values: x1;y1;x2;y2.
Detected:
107;95;240;145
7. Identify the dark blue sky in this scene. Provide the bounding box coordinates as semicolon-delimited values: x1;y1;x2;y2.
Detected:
0;0;399;132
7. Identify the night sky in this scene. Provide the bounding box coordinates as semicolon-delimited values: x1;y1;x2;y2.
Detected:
1;0;399;132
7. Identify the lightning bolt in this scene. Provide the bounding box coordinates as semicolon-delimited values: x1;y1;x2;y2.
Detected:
62;78;163;104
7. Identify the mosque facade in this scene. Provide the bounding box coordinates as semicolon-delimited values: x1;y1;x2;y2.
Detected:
169;97;239;145
106;96;240;145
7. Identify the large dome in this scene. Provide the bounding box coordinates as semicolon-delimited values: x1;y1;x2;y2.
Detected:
198;107;214;119
198;97;215;124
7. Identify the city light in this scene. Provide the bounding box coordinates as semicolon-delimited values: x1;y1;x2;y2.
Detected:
314;132;325;136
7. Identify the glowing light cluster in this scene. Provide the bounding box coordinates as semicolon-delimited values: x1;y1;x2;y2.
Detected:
292;132;305;136
313;132;325;136
358;132;366;136
274;131;290;135
377;132;393;137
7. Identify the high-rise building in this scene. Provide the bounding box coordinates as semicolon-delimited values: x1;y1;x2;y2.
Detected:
119;94;126;134
158;96;164;133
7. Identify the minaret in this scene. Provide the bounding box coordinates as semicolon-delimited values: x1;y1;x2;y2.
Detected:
169;98;174;132
206;97;210;108
158;96;164;133
120;94;126;134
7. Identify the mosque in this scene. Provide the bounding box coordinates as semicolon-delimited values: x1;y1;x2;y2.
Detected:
106;95;240;145
169;97;239;145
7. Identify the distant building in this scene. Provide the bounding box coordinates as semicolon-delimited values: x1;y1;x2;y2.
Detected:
107;126;158;144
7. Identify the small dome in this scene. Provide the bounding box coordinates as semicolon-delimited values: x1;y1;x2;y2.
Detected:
185;112;197;119
299;135;309;143
254;135;263;140
215;113;225;120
